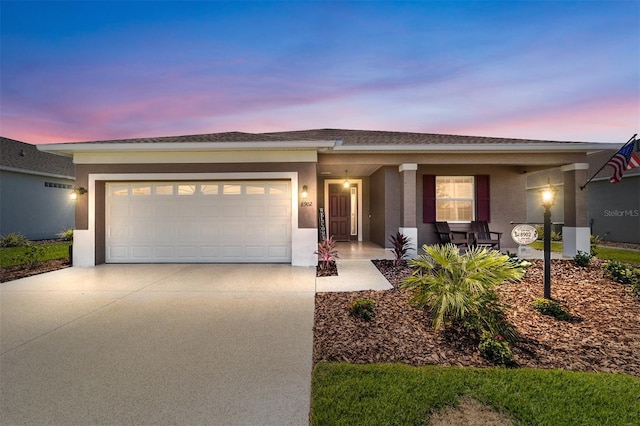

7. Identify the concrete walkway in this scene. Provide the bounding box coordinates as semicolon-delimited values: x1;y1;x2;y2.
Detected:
0;264;316;425
316;242;394;292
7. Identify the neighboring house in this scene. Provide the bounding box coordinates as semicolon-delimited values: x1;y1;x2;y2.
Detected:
39;129;613;267
526;147;640;244
1;137;75;240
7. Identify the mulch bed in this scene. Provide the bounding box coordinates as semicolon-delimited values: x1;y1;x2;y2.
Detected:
316;261;338;277
314;258;640;377
0;259;71;283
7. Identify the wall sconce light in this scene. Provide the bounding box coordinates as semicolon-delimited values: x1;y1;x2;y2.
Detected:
301;185;308;199
343;170;350;188
70;187;87;200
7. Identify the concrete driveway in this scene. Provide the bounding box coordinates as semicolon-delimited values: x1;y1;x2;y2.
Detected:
0;264;316;425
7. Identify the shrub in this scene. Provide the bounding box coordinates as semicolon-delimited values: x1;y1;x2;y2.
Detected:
389;232;412;265
574;251;593;267
402;244;525;343
533;298;572;321
315;236;339;270
57;228;74;241
550;231;562;242
478;331;515;366
348;298;376;321
0;233;28;247
604;261;640;299
590;234;601;256
604;261;640;285
17;245;46;268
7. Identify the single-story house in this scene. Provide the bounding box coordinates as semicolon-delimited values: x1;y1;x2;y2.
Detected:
1;137;75;240
526;147;640;244
38;129;614;267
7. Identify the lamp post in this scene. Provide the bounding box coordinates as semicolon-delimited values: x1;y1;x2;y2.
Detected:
540;179;558;299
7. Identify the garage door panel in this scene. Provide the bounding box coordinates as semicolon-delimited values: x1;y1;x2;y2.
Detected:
132;247;153;259
200;246;220;257
109;246;130;259
106;181;291;263
269;246;288;257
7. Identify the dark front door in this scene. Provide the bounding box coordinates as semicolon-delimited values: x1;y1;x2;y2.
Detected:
329;183;350;241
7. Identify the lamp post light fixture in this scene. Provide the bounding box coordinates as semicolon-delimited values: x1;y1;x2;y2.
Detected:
539;179;558;299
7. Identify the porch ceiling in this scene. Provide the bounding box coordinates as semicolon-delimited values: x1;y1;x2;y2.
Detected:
317;164;382;178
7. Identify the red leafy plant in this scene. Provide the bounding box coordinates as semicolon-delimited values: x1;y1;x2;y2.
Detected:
315;236;339;270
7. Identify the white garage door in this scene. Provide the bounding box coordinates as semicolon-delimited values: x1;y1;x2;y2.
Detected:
106;181;291;263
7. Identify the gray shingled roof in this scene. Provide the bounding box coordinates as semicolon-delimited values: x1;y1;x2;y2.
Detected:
61;131;307;144
1;137;75;177
52;129;587;146
262;129;587;145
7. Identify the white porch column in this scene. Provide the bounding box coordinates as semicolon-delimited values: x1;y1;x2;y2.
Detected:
399;163;418;258
561;163;590;257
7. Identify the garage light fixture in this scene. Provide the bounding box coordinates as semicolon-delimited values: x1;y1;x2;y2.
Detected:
301;185;309;199
70;187;87;200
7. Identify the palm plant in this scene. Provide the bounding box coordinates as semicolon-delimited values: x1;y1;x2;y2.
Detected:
401;244;525;343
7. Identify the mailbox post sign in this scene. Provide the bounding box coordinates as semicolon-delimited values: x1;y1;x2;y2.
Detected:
511;224;538;258
511;224;538;245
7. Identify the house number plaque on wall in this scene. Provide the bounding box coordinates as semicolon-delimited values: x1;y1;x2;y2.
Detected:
511;224;538;245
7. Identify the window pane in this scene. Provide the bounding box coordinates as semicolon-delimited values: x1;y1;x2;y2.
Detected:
246;185;265;195
200;184;218;195
269;183;287;195
437;200;473;221
111;185;129;196
155;185;174;195
223;184;241;195
132;185;151;196
178;185;196;195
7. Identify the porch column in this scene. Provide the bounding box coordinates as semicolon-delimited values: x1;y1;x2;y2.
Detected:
561;163;590;257
399;163;418;258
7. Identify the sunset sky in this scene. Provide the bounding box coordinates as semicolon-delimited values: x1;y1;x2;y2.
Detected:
1;1;638;144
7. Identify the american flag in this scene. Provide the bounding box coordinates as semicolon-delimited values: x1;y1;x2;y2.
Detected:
608;138;640;183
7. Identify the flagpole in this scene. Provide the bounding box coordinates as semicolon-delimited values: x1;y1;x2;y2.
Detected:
580;134;637;190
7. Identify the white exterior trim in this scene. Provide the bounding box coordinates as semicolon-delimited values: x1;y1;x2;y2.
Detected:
399;163;418;172
562;226;591;257
0;166;75;180
561;163;589;172
39;140;337;156
73;171;317;267
72;150;318;164
332;143;613;153
398;227;418;259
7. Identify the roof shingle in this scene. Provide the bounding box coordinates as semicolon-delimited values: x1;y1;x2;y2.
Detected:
1;137;75;177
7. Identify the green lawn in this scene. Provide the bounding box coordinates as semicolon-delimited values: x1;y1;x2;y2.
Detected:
0;241;71;267
530;241;640;265
311;363;640;426
530;240;563;253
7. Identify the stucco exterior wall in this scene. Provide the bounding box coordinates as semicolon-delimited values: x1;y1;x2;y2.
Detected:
369;168;386;247
588;176;640;243
416;165;527;250
369;167;402;247
0;170;75;239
